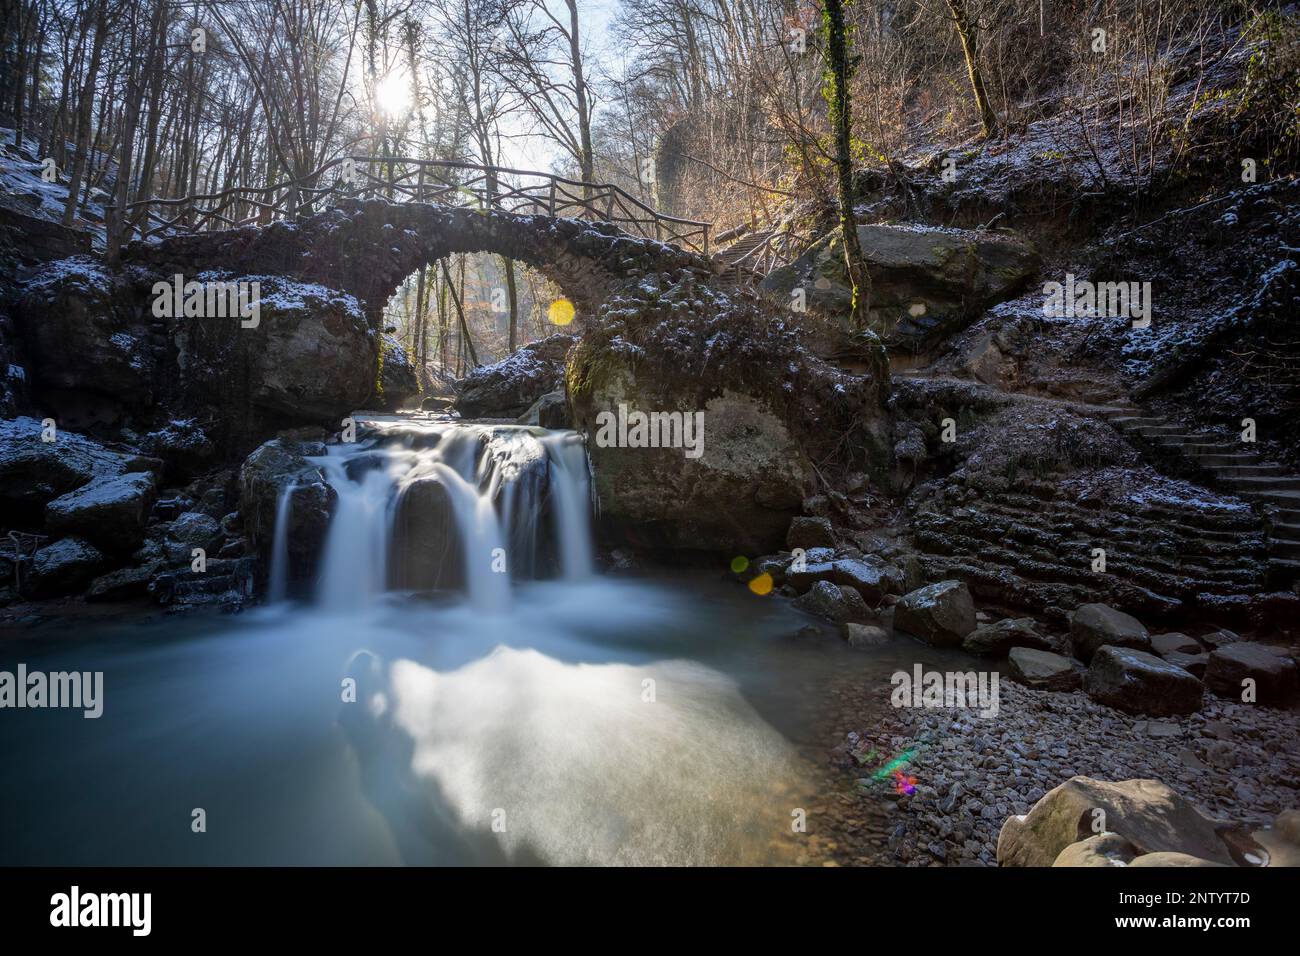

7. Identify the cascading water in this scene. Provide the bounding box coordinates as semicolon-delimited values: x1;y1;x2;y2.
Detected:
267;480;296;603
540;432;596;580
4;411;858;866
298;416;596;610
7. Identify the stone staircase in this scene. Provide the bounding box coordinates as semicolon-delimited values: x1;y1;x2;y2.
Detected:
912;482;1271;624
713;228;776;288
1093;403;1300;584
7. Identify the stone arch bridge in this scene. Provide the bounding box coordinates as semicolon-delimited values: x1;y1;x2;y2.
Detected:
121;199;719;327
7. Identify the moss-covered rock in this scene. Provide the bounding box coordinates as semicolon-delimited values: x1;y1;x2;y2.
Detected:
568;273;890;554
763;222;1040;349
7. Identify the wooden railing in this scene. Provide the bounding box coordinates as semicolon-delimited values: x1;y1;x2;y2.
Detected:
715;221;815;285
108;156;711;257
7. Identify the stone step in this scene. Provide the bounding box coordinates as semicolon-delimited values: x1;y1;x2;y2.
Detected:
1095;405;1141;419
1181;443;1248;456
1242;489;1300;507
922;526;1263;585
955;504;1261;543
1195;452;1261;466
1205;463;1286;478
1225;476;1300;491
1268;557;1300;579
1272;521;1300;537
1151;434;1225;445
1110;416;1168;428
1269;538;1300;559
985;496;1262;534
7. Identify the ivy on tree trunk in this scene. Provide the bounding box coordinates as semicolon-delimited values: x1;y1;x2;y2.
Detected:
821;0;888;395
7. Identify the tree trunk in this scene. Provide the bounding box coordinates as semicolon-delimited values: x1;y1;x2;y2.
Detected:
566;0;595;188
502;256;519;353
822;0;869;329
442;257;478;369
945;0;997;138
62;1;108;227
822;0;888;398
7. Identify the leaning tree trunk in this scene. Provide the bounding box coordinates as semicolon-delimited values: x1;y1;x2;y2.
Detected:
822;0;871;329
822;0;889;401
945;0;997;138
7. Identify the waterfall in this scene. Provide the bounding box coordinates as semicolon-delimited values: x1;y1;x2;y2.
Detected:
315;456;399;612
308;419;595;610
541;432;595;580
267;481;296;602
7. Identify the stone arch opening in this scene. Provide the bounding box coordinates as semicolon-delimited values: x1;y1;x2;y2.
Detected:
380;249;580;389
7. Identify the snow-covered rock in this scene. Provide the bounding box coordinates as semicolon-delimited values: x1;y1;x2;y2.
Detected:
455;334;574;418
0;416;155;525
27;536;107;599
1084;645;1203;716
1204;643;1298;706
893;580;977;647
16;256;155;406
1070;603;1151;663
762;222;1039;349
44;471;157;551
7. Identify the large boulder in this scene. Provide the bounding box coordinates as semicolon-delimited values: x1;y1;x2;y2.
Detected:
26;536;107;598
568;275;889;554
762;222;1039;348
44;471;157;552
238;436;336;589
1084;645;1203;716
792;579;859;624
1006;647;1083;691
516;390;569;429
456;334;574;419
171;276;375;428
1162;649;1210;679
832;556;904;604
893;580;977;646
1204;642;1299;706
86;562;161;603
140;419;215;481
168;511;221;549
374;333;420;410
0;416;155;527
997;777;1236;867
16;257;155;406
963;617;1052;657
389;475;462;591
786;517;835;550
1070;603;1150;663
1151;632;1200;656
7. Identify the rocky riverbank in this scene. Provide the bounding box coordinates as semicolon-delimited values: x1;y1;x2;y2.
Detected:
801;645;1300;867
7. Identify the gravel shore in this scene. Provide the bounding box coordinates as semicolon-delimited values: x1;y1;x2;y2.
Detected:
803;667;1300;866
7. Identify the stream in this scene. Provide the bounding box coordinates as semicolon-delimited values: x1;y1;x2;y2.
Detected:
0;417;919;866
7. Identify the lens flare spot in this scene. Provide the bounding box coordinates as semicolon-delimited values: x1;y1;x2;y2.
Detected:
730;556;750;574
548;298;575;326
747;572;773;596
892;769;917;795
